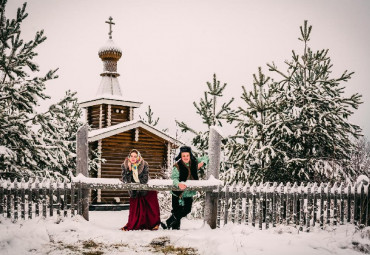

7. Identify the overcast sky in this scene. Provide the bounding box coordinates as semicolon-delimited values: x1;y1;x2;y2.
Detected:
6;0;370;141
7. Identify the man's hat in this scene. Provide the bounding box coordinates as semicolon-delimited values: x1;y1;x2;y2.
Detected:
175;146;196;161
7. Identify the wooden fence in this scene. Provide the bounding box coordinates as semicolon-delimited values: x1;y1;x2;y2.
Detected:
217;181;369;230
1;177;368;230
0;179;74;221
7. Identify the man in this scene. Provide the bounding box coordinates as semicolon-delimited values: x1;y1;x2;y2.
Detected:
165;146;208;230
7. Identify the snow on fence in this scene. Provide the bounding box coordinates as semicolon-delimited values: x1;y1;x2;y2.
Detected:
0;178;73;221
216;181;369;230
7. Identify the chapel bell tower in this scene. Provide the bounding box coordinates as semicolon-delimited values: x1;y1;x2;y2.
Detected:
80;16;142;129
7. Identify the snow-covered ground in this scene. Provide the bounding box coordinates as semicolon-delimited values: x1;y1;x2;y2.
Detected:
1;210;369;255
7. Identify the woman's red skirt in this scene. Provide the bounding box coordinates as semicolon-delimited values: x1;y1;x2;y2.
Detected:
123;191;160;230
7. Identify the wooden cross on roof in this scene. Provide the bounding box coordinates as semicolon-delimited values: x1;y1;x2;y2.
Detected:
105;16;115;39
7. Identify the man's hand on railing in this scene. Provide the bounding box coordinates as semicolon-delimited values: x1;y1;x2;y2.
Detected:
178;183;187;190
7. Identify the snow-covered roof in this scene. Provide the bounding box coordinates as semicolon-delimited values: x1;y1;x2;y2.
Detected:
95;76;122;97
79;95;142;108
88;119;184;146
98;39;122;55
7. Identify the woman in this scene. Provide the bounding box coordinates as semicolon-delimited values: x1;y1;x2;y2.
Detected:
121;149;160;231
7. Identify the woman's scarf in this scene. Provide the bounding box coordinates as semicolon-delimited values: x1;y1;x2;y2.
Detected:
129;150;142;183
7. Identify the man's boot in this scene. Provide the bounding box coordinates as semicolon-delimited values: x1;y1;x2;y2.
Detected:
165;214;177;229
171;218;181;230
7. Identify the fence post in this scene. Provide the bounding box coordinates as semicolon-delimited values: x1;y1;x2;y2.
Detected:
76;124;89;221
204;126;222;229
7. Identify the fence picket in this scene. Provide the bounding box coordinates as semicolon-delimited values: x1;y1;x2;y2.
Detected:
49;183;54;217
292;182;298;226
71;183;75;217
367;184;369;227
252;183;256;227
231;186;236;224
340;183;344;225
347;183;352;223
312;183;318;227
258;183;263;230
279;183;284;225
0;182;4;216
14;181;19;222
35;180;40;217
245;183;250;225
360;184;365;225
64;182;68;217
286;182;291;225
237;186;243;224
265;183;271;229
57;182;61;216
27;182;32;219
272;182;278;227
333;182;338;226
326;183;331;225
216;185;221;228
42;182;47;218
224;185;229;225
354;184;359;225
299;183;304;231
319;183;324;228
306;183;312;230
77;182;82;216
21;179;26;220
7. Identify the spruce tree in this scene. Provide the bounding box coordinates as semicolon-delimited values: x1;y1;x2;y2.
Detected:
265;20;362;182
0;1;99;180
351;137;370;178
176;73;234;172
0;1;58;179
225;68;277;184
176;74;233;218
37;90;102;178
228;21;362;184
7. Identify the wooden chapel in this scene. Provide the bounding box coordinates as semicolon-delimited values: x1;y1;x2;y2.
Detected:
79;17;183;204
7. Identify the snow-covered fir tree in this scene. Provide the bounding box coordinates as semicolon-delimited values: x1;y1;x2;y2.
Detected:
176;73;233;178
226;21;362;184
263;20;362;183
224;67;278;184
37;90;101;178
351;137;370;177
0;1;100;180
175;74;233;218
0;1;57;179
